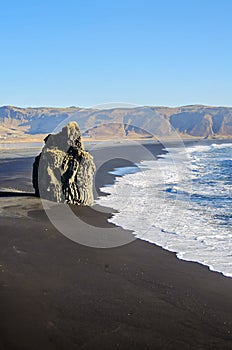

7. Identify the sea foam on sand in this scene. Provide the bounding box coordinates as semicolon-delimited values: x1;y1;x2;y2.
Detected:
97;143;232;278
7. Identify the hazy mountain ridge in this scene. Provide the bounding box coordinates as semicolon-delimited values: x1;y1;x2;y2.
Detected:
1;105;232;141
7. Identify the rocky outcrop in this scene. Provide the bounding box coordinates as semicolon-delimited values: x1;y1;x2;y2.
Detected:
32;122;95;206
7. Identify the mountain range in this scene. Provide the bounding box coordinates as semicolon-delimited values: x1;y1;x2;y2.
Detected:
1;105;232;142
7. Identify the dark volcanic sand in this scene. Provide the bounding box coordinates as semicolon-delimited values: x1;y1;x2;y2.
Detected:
0;142;232;350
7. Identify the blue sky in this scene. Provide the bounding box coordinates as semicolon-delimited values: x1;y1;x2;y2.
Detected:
0;0;232;107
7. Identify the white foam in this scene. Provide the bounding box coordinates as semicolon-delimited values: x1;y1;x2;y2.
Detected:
96;143;232;278
211;143;232;149
185;143;232;155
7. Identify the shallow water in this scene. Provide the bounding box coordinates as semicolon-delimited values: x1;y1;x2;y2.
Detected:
97;142;232;277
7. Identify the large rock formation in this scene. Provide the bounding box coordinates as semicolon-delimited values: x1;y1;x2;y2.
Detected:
32;122;95;206
2;105;232;141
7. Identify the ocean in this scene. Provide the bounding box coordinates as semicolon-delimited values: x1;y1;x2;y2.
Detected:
97;141;232;278
1;141;232;276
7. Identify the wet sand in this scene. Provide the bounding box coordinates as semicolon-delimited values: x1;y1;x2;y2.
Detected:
0;142;232;349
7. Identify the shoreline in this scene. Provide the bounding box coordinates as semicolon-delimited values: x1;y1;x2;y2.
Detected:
0;139;231;273
0;142;232;349
93;140;232;279
0;140;231;274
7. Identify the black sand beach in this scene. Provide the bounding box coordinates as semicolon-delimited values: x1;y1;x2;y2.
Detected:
0;142;232;349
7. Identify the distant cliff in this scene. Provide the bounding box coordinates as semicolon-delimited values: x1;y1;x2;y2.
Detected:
1;105;232;141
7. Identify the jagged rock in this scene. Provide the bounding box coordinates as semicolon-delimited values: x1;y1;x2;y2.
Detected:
32;122;95;205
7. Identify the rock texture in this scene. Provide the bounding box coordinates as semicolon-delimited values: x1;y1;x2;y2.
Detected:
1;105;232;141
32;122;95;206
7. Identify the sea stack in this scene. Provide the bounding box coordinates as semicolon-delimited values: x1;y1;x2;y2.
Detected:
32;121;95;206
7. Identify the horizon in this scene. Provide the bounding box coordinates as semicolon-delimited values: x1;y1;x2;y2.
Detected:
1;103;232;110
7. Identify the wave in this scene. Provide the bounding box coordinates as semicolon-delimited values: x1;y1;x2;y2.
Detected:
185;142;232;155
96;142;232;278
